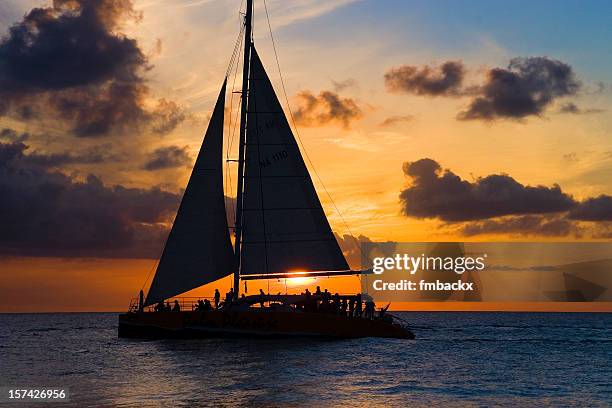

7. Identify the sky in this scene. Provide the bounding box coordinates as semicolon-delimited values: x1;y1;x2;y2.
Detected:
0;0;611;311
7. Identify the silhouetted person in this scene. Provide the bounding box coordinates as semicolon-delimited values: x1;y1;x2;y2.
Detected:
356;293;363;317
203;299;212;311
259;289;266;308
323;289;330;301
333;293;341;314
214;289;220;309
320;296;330;313
172;300;181;312
225;288;234;304
304;289;312;311
365;300;375;319
315;286;321;297
348;298;355;318
155;301;164;312
341;298;348;316
197;299;205;311
166;301;171;312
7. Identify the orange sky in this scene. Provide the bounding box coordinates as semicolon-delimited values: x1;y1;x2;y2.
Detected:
0;1;611;313
2;257;610;312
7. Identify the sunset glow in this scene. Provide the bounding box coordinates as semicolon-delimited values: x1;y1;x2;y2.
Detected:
0;0;611;312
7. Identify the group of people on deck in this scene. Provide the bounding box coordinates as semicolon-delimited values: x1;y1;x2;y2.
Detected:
153;299;181;312
153;286;382;319
294;286;377;319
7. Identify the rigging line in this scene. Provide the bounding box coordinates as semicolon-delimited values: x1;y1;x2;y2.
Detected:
225;13;246;221
227;33;244;222
140;259;159;292
227;27;244;157
225;22;245;78
261;0;366;261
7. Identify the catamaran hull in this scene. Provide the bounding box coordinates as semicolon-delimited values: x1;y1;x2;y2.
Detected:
118;310;414;339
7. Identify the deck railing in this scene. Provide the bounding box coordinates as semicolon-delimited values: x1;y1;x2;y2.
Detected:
128;297;217;313
126;294;397;321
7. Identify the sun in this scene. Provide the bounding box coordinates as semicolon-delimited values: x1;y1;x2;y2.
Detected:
285;277;317;287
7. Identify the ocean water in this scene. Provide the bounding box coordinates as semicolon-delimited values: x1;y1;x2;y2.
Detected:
0;312;610;407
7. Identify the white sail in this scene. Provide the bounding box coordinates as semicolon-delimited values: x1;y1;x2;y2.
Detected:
145;81;234;305
239;48;349;276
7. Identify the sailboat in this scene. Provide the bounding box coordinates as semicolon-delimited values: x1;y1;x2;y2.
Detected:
118;0;414;339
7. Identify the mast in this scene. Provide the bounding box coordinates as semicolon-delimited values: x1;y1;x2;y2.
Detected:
233;0;253;299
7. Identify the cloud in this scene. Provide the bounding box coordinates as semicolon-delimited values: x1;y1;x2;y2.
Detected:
0;140;180;258
384;61;465;96
458;57;580;120
294;90;363;128
334;233;370;269
143;145;192;171
460;215;576;237
400;158;575;222
332;78;358;92
569;195;612;221
0;0;185;137
379;115;414;127
558;102;604;115
0;128;29;142
400;158;612;237
0;128;123;167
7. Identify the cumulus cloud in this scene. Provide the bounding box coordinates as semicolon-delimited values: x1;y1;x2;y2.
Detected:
458;57;580;120
334;233;370;269
332;78;358;92
293;90;363;128
0;0;185;137
384;61;465;96
569;195;612;221
379;115;414;127
400;158;612;237
400;158;575;222
558;102;604;115
0;127;29;142
0;140;180;257
460;215;575;237
143;145;192;171
1;128;124;167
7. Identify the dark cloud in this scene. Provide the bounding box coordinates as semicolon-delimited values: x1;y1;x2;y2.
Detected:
400;158;575;222
400;158;612;237
27;145;122;167
332;78;358;92
569;195;612;221
379;115;414;127
0;0;184;137
143;145;191;171
0;127;29;142
458;57;580;120
384;61;465;96
0;140;180;258
0;129;122;167
151;99;187;134
460;215;575;237
334;233;371;270
294;90;363;128
558;102;604;115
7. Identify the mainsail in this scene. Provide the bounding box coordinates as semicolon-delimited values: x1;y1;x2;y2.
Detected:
239;47;349;277
145;81;234;306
